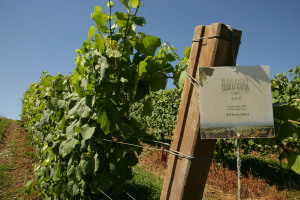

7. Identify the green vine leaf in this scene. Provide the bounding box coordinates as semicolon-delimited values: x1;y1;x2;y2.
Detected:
130;15;146;26
57;100;66;109
79;158;94;175
134;80;150;101
135;33;161;56
130;0;139;8
63;138;79;155
98;109;111;135
114;12;129;27
91;6;108;33
94;33;105;53
81;123;96;140
138;60;147;77
141;97;152;116
95;55;109;84
178;71;186;89
286;151;300;174
148;73;167;91
88;26;96;39
94;153;100;174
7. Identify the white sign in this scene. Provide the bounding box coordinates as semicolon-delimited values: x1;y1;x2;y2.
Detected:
199;65;275;139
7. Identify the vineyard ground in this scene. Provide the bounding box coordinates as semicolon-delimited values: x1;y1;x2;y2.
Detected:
0;120;36;199
0;121;299;199
133;143;300;199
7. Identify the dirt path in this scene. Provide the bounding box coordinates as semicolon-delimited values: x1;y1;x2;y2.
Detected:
0;121;35;199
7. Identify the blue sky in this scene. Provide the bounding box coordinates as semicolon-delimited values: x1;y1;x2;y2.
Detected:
1;0;299;120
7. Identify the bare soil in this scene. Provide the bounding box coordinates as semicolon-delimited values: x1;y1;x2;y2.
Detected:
0;121;36;199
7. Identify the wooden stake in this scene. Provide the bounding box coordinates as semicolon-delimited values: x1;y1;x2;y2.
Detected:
160;23;242;200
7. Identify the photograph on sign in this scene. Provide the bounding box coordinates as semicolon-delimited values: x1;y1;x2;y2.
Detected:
199;65;275;139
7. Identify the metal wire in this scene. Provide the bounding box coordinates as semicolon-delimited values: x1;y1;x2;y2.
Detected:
123;190;136;200
102;138;213;160
134;136;171;147
98;188;113;200
185;71;200;86
185;71;200;96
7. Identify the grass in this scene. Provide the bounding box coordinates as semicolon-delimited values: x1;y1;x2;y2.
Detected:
0;163;14;191
122;166;163;200
0;117;11;143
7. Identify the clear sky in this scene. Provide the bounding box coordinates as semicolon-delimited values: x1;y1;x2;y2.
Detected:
1;0;299;120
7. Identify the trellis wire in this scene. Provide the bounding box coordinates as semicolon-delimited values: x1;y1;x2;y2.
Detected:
102;138;213;160
98;188;113;200
98;188;137;200
123;190;136;200
134;136;171;147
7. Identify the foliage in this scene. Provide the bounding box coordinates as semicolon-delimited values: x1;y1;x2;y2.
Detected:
214;139;236;164
0;117;11;143
130;88;182;140
173;47;191;88
257;66;300;174
21;1;179;199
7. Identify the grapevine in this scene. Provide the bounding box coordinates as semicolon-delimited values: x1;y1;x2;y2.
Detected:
22;1;179;198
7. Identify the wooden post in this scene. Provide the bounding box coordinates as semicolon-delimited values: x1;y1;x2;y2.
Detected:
160;23;242;200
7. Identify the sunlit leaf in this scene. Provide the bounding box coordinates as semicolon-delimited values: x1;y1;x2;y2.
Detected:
88;26;96;39
130;0;139;8
135;33;161;56
63;138;78;154
94;33;105;53
81;123;96;140
178;71;186;88
94;153;100;174
138;60;147;77
91;6;108;33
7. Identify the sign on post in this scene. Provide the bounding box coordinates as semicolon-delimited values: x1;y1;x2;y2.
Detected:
199;65;275;139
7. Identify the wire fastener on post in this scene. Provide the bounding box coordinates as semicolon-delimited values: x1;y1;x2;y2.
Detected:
192;35;241;44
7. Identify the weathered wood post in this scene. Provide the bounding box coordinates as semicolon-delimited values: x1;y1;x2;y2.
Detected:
160;23;242;200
